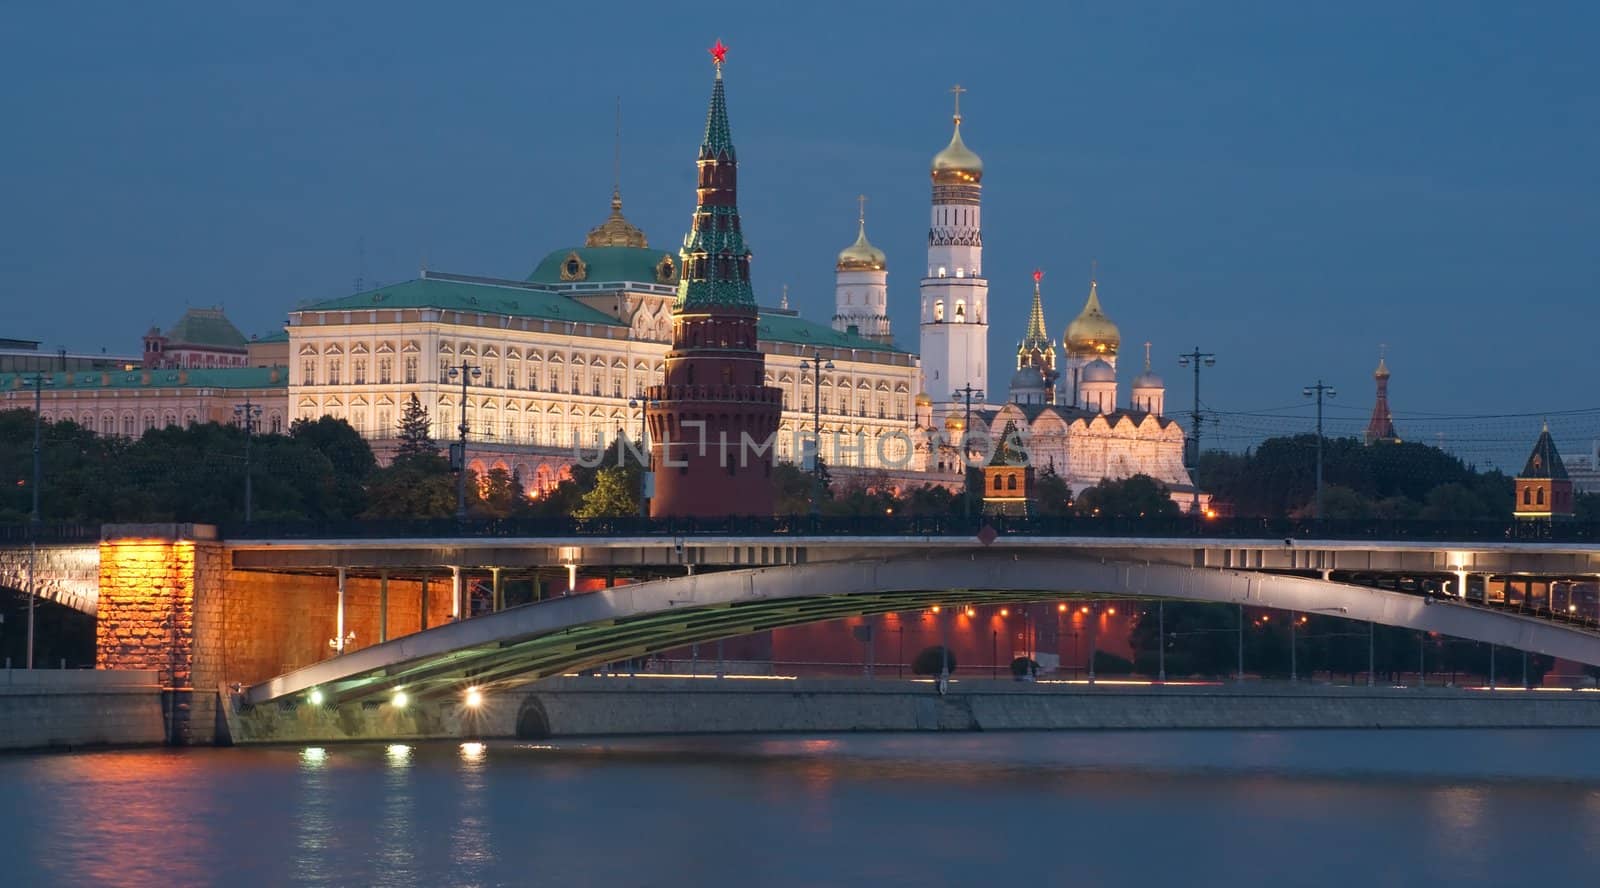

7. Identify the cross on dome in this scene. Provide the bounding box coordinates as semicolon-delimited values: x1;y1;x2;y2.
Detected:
950;84;966;122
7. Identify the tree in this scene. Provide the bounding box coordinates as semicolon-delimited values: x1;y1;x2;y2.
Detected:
772;459;828;515
362;458;455;519
394;394;439;463
1073;474;1180;519
474;466;529;519
1033;467;1072;516
911;645;958;676
575;466;639;518
290;416;375;516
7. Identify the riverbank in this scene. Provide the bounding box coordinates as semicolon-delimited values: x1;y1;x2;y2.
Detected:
222;676;1600;745
0;669;165;751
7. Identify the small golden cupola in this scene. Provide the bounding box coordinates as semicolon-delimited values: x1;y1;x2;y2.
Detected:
836;206;887;272
931;87;983;185
1065;278;1121;357
585;187;649;249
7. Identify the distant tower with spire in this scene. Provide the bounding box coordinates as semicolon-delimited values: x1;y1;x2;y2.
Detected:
1363;348;1400;445
645;42;782;518
919;84;988;407
833;194;891;344
1014;269;1059;401
1515;422;1574;520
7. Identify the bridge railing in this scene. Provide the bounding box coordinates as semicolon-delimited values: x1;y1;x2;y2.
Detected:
0;524;102;545
208;515;1600;543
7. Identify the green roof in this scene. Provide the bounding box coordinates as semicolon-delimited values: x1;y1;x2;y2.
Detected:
164;307;248;348
527;246;678;287
756;312;908;354
300;278;625;327
251;329;289;343
2;366;288;392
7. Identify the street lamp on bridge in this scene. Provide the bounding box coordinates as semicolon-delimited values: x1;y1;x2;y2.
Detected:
447;361;482;521
1303;380;1337;522
1177;348;1216;517
25;371;53;670
955;383;984;520
233;398;263;524
628;397;655;518
799;349;835;518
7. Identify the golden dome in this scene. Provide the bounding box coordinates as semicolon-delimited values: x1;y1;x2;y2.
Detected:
585;188;649;249
1065;280;1120;355
836;219;886;272
931;119;983;185
915;392;933;406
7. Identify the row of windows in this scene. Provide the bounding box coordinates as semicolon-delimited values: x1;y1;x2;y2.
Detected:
41;412;284;437
302;357;419;386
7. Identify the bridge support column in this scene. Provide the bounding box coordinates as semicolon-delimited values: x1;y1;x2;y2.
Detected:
96;523;224;745
335;567;346;654
491;568;503;613
451;566;463;619
379;571;388;643
420;575;430;631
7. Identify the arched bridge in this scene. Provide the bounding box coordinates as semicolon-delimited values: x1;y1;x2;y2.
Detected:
244;549;1600;706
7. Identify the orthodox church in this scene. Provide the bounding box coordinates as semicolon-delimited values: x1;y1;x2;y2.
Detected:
900;99;1197;505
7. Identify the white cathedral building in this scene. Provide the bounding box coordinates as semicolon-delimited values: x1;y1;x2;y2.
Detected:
879;97;1199;504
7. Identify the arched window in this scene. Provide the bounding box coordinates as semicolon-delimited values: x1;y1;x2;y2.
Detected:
934;300;945;322
1523;487;1532;506
993;475;1002;491
1536;487;1545;506
1007;475;1017;491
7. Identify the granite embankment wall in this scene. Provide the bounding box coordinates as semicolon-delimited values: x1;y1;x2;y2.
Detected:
223;677;1600;745
0;670;165;751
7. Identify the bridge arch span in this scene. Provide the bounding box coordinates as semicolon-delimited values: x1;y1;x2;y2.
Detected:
245;552;1600;705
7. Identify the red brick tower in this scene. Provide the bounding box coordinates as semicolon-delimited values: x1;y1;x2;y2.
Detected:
646;43;782;518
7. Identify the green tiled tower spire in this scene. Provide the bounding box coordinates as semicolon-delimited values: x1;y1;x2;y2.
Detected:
676;48;756;310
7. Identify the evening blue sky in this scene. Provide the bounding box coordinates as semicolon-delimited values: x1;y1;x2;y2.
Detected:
2;2;1595;465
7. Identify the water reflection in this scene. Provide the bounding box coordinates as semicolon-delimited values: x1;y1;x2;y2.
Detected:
295;747;335;885
378;742;418;885
451;738;495;879
2;732;1600;888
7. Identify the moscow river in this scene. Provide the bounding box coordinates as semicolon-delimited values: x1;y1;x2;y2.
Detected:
4;730;1599;887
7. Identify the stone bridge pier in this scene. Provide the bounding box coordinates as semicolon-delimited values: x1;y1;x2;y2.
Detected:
94;524;449;744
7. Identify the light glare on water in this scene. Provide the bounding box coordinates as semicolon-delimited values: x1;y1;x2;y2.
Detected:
1;730;1598;887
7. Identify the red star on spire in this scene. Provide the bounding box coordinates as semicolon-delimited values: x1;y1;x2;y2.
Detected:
1033;268;1043;284
709;39;728;67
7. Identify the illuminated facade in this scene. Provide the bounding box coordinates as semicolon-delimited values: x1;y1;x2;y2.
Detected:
1;366;287;438
973;276;1196;503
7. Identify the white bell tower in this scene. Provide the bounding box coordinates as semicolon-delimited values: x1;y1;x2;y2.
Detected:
919;85;988;407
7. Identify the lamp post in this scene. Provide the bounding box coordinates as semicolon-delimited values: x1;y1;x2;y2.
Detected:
1157;600;1166;682
25;372;52;670
1302;380;1337;522
447;361;482;521
799;349;834;518
233;398;263;524
954;383;984;520
1177;348;1216;516
628;397;653;519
